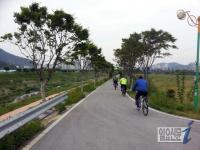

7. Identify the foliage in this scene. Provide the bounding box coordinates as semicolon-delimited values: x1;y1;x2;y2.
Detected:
176;72;185;102
138;29;177;78
71;41;92;71
0;78;108;150
1;3;89;99
65;78;107;105
114;33;142;79
147;74;199;119
0;71;94;115
114;28;177;80
0;120;43;150
166;89;176;98
4;66;10;71
83;81;96;92
55;103;66;114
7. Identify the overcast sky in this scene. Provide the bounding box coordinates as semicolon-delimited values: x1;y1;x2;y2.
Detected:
0;0;199;64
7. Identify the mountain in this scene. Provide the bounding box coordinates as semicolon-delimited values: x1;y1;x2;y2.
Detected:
152;62;195;71
0;49;33;69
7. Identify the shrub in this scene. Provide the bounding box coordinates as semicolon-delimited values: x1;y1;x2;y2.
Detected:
166;89;176;98
23;68;29;72
65;88;85;105
84;82;95;92
176;103;184;111
55;103;66;114
0;120;43;150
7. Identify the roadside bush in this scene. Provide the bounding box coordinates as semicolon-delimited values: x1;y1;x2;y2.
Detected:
184;103;194;111
22;68;29;72
55;103;66;114
176;103;184;111
16;68;22;72
65;88;85;105
0;120;43;150
65;78;107;106
149;90;176;111
166;89;176;99
96;78;107;86
176;103;193;111
84;82;95;92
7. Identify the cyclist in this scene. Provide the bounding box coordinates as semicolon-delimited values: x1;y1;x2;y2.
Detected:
119;76;127;94
132;76;148;110
113;76;118;90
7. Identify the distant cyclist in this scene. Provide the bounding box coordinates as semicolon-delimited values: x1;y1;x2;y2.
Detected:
119;76;127;95
113;76;118;90
132;76;148;110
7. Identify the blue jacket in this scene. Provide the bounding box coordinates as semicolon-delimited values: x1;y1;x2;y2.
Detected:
132;79;148;92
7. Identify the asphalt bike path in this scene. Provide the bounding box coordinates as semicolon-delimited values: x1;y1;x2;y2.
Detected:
30;80;200;150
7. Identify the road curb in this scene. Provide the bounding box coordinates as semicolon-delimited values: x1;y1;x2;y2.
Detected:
127;94;200;123
22;80;109;150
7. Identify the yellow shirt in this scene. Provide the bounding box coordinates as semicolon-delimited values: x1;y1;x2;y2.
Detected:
120;78;127;85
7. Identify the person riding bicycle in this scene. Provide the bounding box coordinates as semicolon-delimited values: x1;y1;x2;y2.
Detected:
113;76;118;90
132;76;148;110
119;76;127;94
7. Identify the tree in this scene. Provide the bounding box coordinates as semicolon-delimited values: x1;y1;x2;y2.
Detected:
88;43;104;87
114;33;142;87
1;3;88;100
4;66;10;72
138;28;177;79
71;41;91;92
104;61;114;78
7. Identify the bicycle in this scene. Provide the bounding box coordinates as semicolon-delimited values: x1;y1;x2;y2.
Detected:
138;95;149;116
113;82;118;90
121;85;126;96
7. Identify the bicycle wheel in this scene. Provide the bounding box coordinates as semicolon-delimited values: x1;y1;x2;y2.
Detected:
121;86;125;96
142;97;148;116
138;96;142;108
122;90;125;96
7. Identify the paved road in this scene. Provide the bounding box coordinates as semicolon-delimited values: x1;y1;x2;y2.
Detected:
31;81;200;150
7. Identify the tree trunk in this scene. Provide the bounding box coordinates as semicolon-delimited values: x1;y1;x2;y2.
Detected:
40;81;46;101
144;68;148;80
94;72;97;88
80;71;84;93
129;75;132;90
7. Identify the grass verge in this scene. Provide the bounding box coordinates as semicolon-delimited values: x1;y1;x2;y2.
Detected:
0;77;108;150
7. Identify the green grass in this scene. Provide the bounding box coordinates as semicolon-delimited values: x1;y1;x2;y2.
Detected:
0;77;109;150
149;74;194;102
144;74;200;119
0;119;43;150
128;73;200;119
0;71;95;105
65;78;108;106
0;71;108;115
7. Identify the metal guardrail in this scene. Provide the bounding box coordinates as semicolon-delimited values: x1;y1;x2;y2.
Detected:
0;92;68;139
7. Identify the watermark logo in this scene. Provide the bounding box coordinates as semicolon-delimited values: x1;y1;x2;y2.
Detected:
157;120;193;144
182;120;194;144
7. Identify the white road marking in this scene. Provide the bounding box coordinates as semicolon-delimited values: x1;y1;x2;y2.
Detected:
127;94;200;123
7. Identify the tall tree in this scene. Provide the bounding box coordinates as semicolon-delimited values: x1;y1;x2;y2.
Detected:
1;3;89;100
71;41;91;92
138;28;177;79
88;43;103;87
114;33;142;86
